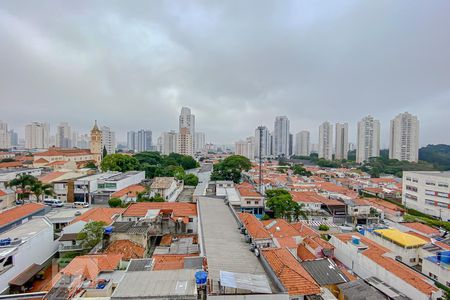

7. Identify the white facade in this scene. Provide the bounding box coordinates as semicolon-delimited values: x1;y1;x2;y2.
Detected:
403;171;450;221
254;126;271;158
127;131;136;151
295;130;310;157
0;121;9;149
25;122;50;149
136;130;152;152
318;121;333;160
273;116;290;157
235;137;255;160
56;122;72;148
97;171;145;194
194;132;206;152
101;126;116;154
356;115;380;163
389;112;419;162
177;128;193;156
179;107;195;136
159;131;178;155
0;218;58;293
335;123;348;160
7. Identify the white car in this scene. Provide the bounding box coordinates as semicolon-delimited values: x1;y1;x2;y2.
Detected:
72;202;90;208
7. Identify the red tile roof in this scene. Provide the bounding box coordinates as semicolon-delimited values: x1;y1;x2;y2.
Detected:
261;219;300;238
123;202;197;217
262;248;320;296
0;161;23;168
104;240;145;260
402;222;440;236
62;254;122;280
0;203;45;228
35;148;91;157
297;244;317;261
110;184;146;198
237;182;262;198
71;207;124;225
0;190;6;197
290;223;319;238
38;172;66;183
276;237;298;248
290;191;327;204
334;233;438;295
238;213;271;239
152;255;199;270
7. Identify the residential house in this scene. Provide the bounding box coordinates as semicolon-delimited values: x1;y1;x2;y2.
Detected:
0;203;47;233
149;177;183;202
110;184;147;203
237;182;265;217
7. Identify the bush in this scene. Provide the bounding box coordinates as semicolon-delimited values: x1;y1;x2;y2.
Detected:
318;224;330;231
260;214;270;221
108;197;122;207
183;174;199;186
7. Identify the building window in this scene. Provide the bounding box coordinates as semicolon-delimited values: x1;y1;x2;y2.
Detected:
412;178;419;183
187;229;193;233
438;183;449;188
246;201;251;204
406;177;412;181
425;190;436;196
405;193;418;201
426;181;436;186
406;185;418;192
188;218;193;222
410;258;416;263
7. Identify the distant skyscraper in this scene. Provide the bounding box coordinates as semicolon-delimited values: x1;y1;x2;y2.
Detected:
56;122;72;148
25;122;49;149
90;121;102;163
254;126;271;158
8;130;18;147
179;107;195;155
235;137;255;160
273;116;290;157
159;131;178;155
127;131;136;151
318;121;333;160
356;115;380;163
0;121;9;149
389;112;419;162
194;132;206;152
136;130;152;152
101;126;116;155
335;122;349;160
295;131;310;156
289;133;293;156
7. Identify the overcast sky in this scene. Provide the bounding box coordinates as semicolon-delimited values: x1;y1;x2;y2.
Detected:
1;1;450;146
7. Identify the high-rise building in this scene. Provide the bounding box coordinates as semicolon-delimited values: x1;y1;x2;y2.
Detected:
273;116;290;157
235;137;255;160
295;131;310;156
254;126;271;158
177;127;193;156
136;130;152;152
389;112;419;162
101;126;116;155
158;131;178;155
335;122;349;160
25;122;49;149
194;132;206;152
179;107;195;155
289;133;293;156
74;133;90;149
0;121;9;149
127;131;136;152
8;130;18;147
56;122;72;148
318;121;333;160
90;121;102;164
356;115;380;163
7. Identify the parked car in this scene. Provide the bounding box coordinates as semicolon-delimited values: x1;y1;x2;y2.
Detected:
72;202;90;208
44;198;64;207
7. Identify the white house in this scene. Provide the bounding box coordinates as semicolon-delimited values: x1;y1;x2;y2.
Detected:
150;177;183;202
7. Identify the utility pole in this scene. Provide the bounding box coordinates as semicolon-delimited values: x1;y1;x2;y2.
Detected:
257;126;264;194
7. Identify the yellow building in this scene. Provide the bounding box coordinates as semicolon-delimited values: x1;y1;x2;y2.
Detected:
90;120;102;164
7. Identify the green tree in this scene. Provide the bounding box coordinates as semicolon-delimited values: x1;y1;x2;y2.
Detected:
84;161;97;169
183;173;199;186
291;165;312;177
100;154;139;172
7;174;38;200
210;155;251;183
77;221;106;249
102;146;108;159
266;189;307;221
108;197;122;207
30;181;55;202
318;224;330;231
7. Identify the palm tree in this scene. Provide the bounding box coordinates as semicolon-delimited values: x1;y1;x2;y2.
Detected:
292;203;308;222
30;181;55;202
7;174;38;201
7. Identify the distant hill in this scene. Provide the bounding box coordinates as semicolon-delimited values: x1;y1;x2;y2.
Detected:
419;144;450;170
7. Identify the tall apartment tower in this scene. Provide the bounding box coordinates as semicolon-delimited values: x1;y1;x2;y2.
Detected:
318;121;333;160
295;131;310;156
178;107;195;156
273;116;290;157
136;130;152;152
159;131;178;155
0;121;9;149
101;126;116;155
56;122;72;148
254;126;271;158
177;127;193;156
90;121;102;164
127;131;136;152
335;123;349;160
25;122;49;149
356;115;380;163
235;137;255;160
389;112;419;162
194;132;206;152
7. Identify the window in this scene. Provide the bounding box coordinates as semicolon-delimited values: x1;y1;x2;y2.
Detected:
429;273;437;280
438;182;449;188
410;258;416;263
426;181;436;186
187;229;193;233
412;178;419;183
405;177;412;181
425;190;436;196
188;218;193;222
406;185;418;192
405;193;418;201
246;201;251;204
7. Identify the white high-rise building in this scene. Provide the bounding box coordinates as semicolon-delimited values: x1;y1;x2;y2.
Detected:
25;122;49;149
136;130;152;152
335;123;349;160
389;112;419;162
56;122;72;148
235;137;255;160
179;107;195;155
158;131;178;155
356;115;380;163
127;131;136;152
194;132;205;152
318;121;333;160
0;121;9;149
254;126;271;158
295;131;310;157
273;116;290;157
101;126;116;154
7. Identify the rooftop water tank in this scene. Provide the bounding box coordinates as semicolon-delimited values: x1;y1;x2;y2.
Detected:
104;226;113;234
351;236;360;245
195;271;208;285
438;251;450;264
